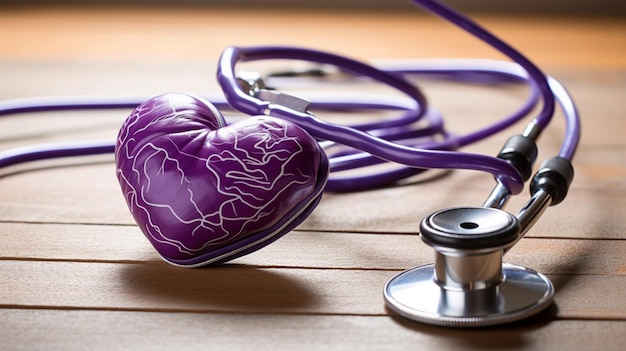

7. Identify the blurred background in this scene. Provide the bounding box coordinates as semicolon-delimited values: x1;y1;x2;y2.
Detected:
0;0;623;103
1;0;625;15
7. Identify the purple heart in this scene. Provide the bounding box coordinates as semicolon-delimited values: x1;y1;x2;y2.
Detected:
115;93;328;266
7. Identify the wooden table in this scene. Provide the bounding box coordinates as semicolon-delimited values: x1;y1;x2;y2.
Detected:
1;6;624;350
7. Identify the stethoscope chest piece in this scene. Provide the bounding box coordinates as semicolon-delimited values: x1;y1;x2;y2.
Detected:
384;207;554;327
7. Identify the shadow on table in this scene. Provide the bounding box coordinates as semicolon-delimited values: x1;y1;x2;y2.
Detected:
119;262;321;313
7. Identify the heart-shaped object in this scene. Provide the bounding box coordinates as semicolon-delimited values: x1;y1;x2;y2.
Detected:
115;93;328;267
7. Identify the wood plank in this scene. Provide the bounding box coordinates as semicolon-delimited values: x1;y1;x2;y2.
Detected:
0;222;158;263
0;309;623;351
0;9;624;70
2;155;624;239
2;68;624;147
1;260;624;319
1;222;624;275
0;309;624;351
1;67;624;239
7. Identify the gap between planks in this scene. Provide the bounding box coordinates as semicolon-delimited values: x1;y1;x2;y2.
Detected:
1;222;624;274
1;260;624;320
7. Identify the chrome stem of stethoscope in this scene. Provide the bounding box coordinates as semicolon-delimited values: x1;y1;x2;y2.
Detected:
384;121;557;327
384;192;555;327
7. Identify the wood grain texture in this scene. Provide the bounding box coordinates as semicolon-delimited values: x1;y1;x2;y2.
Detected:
1;152;624;238
0;7;625;351
1;261;624;319
0;8;624;69
1;310;625;351
1;222;625;275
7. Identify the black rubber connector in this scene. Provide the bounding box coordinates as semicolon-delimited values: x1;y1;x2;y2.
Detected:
530;156;575;205
497;135;538;181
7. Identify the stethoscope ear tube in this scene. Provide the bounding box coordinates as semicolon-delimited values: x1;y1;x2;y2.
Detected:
530;156;575;206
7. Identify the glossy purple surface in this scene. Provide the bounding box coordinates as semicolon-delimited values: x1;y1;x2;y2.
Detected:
115;93;325;264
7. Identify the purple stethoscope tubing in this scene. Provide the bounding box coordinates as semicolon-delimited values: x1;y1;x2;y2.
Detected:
0;82;577;195
0;59;577;192
0;0;580;196
220;46;525;194
414;0;579;160
0;91;421;168
375;59;580;159
214;0;580;194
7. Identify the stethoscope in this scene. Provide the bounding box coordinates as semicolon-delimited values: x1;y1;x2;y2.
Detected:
0;0;580;327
